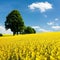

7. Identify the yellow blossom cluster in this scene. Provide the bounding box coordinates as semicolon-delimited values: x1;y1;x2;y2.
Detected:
0;32;60;60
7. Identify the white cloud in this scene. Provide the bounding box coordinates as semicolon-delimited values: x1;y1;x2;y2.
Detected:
32;26;51;32
55;18;59;21
52;26;60;30
47;18;59;26
0;26;12;34
28;2;52;12
38;28;51;32
32;26;40;29
47;22;54;25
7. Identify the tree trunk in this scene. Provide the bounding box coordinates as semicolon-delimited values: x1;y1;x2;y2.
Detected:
13;32;15;36
17;32;18;35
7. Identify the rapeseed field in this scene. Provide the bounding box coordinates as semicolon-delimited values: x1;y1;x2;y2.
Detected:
0;32;60;60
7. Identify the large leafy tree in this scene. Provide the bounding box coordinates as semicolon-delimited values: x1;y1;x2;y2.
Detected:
24;26;36;34
5;10;25;35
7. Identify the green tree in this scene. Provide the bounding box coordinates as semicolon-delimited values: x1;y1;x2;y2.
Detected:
32;28;36;33
24;26;36;34
5;10;25;35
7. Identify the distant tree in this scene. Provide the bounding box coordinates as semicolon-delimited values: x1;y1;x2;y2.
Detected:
24;26;36;34
0;33;3;36
5;10;25;35
32;28;36;33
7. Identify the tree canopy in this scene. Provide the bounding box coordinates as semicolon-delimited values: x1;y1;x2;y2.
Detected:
24;26;36;34
5;10;25;35
5;10;36;35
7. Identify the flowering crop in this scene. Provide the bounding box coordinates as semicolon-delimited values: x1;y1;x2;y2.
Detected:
0;32;60;60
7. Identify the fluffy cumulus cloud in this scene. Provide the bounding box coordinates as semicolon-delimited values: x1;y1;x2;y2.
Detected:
55;18;59;21
0;26;12;34
38;28;51;32
47;22;54;25
47;18;59;26
47;18;60;30
32;26;51;32
28;2;52;12
51;26;60;30
32;26;40;29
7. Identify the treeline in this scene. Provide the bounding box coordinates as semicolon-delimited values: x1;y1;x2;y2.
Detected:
5;10;36;35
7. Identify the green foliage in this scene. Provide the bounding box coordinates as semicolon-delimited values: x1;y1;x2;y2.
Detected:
5;10;36;35
32;28;36;33
5;10;25;35
24;26;36;34
0;33;3;36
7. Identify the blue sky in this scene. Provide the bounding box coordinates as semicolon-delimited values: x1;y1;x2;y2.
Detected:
0;0;60;34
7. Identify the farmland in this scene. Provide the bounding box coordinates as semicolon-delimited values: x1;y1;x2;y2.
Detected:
0;32;60;60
